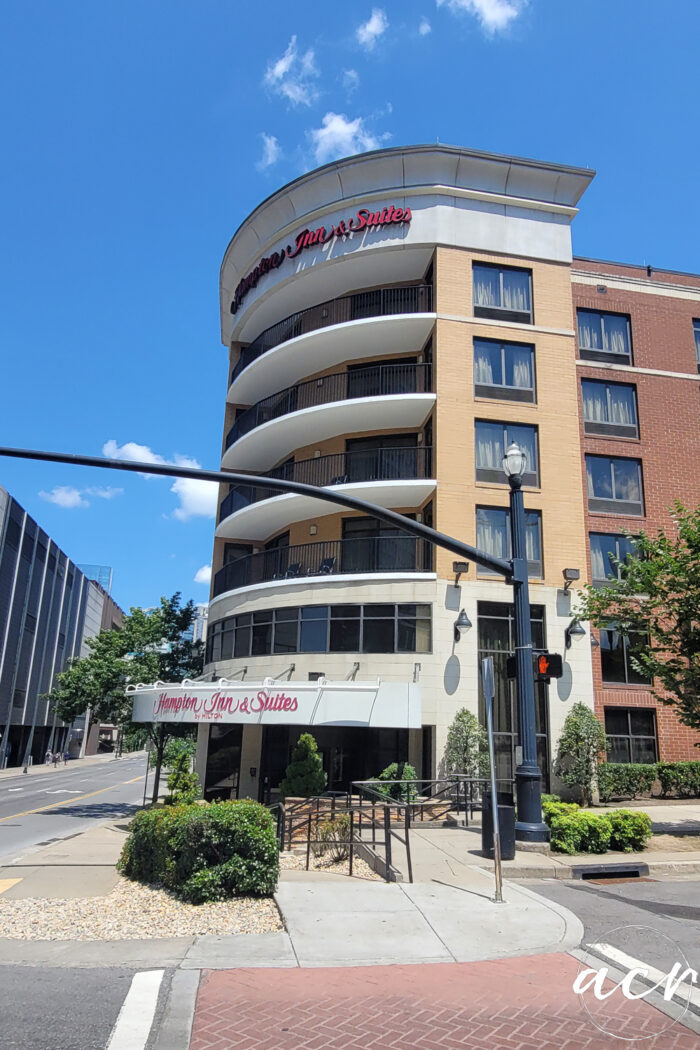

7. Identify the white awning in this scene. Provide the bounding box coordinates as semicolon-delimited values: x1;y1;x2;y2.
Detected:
128;678;421;729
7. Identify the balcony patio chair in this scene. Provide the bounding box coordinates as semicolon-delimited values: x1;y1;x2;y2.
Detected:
284;562;302;579
330;474;348;486
317;556;336;575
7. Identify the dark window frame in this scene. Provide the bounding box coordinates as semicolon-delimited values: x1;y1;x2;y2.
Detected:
577;308;633;364
693;319;700;374
586;454;644;517
604;707;658;764
589;532;639;587
475;420;539;487
472;263;533;324
475;505;543;579
473;337;536;403
581;379;639;439
600;626;652;686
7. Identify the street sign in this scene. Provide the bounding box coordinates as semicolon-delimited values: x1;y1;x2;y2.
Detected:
481;656;504;904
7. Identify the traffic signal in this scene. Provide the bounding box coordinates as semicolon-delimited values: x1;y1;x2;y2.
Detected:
505;652;563;681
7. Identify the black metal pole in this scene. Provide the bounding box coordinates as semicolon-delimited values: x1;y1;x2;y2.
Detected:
508;477;547;842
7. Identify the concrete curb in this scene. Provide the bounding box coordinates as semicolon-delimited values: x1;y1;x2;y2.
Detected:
152;969;199;1050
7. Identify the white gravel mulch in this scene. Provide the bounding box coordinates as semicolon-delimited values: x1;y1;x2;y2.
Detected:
279;849;381;880
0;877;283;941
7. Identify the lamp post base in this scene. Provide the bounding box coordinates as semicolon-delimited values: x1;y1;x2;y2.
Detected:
515;820;549;843
514;763;549;843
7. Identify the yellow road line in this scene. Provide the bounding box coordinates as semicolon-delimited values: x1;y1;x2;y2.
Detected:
0;781;139;823
0;878;22;895
122;776;144;784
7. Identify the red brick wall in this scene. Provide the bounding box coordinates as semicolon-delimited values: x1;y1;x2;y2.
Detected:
572;260;700;761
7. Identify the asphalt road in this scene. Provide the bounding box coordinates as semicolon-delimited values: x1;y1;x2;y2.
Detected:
0;754;148;864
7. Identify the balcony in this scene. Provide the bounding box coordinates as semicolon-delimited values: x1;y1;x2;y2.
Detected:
222;362;435;471
216;447;436;540
212;536;435;599
232;284;433;385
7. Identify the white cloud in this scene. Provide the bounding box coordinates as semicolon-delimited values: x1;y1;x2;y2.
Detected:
342;68;360;95
102;440;217;522
263;36;319;106
194;564;212;585
356;8;388;50
257;133;281;170
418;17;432;35
436;0;526;34
308;112;382;166
38;485;123;509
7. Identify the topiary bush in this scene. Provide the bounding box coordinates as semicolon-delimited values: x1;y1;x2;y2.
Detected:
597;763;657;802
609;809;653;852
164;750;201;806
375;761;418;802
442;708;489;777
118;800;279;902
656;761;700;798
279;733;327;799
554;703;607;806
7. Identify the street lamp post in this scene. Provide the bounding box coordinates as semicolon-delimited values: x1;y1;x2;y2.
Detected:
503;442;548;843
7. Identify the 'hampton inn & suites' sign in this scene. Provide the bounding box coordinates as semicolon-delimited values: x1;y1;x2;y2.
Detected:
129;678;420;729
230;205;412;315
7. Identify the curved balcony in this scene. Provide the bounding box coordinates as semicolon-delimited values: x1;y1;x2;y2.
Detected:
222;362;435;471
212;536;435;599
216;447;436;540
232;284;432;385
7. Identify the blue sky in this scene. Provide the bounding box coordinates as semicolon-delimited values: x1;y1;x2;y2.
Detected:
1;1;698;614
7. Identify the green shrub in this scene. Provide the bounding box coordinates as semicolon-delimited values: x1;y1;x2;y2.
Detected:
164;751;201;806
554;703;607;806
549;810;612;854
597;763;657;802
442;708;489;777
656;761;700;798
609;809;652;852
375;762;418;802
313;814;351;862
280;733;327;799
541;796;579;827
163;735;196;770
118;800;279;902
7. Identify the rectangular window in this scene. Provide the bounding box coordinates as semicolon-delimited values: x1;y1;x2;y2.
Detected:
600;627;651;685
299;606;328;652
273;607;299;654
581;380;638;438
605;707;658;763
694;319;700;373
586;455;644;516
589;533;638;586
476;506;543;578
474;338;535;402
577;309;632;363
475;421;539;486
473;264;533;323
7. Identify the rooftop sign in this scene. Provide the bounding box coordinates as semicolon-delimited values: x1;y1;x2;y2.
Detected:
230;204;412;315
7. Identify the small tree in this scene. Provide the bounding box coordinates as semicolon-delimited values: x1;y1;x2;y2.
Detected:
279;733;327;799
164;750;201;806
442;708;489;777
554;703;607;806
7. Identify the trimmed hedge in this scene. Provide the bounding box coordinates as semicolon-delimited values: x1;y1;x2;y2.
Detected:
597;763;656;802
542;796;652;855
118;800;279;903
656;762;700;798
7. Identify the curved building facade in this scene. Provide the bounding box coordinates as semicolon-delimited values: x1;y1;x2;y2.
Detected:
196;144;606;801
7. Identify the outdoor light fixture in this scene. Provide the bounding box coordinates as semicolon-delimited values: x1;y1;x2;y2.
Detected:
590;633;600;649
452;560;470;585
454;608;472;642
502;441;528;480
562;568;580;593
565;618;586;649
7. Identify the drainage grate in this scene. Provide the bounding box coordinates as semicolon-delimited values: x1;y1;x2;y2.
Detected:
572;861;649;881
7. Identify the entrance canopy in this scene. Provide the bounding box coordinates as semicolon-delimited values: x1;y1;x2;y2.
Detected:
128;678;421;729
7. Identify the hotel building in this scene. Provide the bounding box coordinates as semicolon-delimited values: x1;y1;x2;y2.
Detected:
194;145;700;801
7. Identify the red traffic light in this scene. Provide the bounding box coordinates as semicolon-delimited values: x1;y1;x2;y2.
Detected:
535;652;563;680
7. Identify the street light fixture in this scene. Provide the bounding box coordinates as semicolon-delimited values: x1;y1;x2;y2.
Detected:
453;608;472;642
503;441;548;843
564;618;586;649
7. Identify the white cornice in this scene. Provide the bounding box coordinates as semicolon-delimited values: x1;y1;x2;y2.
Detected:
572;270;700;303
437;313;575;339
575;359;700;381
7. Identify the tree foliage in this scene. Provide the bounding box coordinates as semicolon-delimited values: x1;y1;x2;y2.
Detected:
576;503;700;733
442;707;489;777
554;702;607;806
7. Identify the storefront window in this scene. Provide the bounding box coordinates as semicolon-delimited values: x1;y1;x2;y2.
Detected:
605;707;658;763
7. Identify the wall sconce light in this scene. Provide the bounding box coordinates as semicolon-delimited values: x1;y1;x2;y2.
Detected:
590;633;600;649
309;524;318;536
565;618;586;649
454;608;472;642
562;568;580;593
452;561;470;586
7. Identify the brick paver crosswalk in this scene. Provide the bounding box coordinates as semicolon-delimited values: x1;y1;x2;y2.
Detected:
190;952;698;1050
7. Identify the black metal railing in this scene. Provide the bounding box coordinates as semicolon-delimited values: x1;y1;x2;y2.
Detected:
213;535;434;597
231;284;433;384
218;446;434;522
225;361;432;451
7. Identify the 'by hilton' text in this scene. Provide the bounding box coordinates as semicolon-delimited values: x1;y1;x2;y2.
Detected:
154;690;299;721
230;205;412;314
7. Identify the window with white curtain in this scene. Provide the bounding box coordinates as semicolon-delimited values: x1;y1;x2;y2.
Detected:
586;455;644;516
474;339;536;402
476;506;543;577
475;421;539;486
589;533;638;585
577;309;632;363
693;320;700;372
581;380;638;437
473;264;533;322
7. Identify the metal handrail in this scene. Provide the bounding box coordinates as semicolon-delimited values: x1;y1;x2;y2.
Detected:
225;361;433;450
218;446;434;522
213;533;434;597
231;283;433;385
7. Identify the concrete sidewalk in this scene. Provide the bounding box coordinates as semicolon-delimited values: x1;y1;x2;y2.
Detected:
0;750;145;780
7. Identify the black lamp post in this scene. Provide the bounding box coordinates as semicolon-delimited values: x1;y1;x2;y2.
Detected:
502;441;548;842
